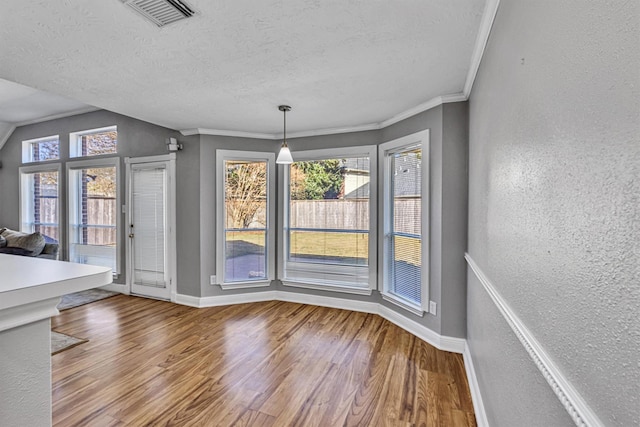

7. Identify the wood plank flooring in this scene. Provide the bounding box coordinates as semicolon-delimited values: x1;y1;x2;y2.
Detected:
51;295;476;426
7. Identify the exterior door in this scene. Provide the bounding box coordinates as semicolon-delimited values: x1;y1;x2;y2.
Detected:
126;155;176;300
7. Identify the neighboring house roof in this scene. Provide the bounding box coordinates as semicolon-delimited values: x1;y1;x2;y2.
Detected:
342;157;370;172
344;154;421;199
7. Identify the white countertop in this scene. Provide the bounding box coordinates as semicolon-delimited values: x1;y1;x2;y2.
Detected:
0;254;113;311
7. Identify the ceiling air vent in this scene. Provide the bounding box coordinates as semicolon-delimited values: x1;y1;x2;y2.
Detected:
121;0;196;27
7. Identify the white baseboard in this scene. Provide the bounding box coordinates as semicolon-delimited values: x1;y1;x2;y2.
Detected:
198;291;279;308
463;342;489;427
100;283;128;294
465;253;604;427
174;293;202;307
276;290;379;314
175;290;465;354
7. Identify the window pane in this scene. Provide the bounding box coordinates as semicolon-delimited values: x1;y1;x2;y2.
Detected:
70;127;117;157
225;230;266;281
23;136;60;163
289;230;368;265
21;170;59;242
289;157;370;266
31;138;59;162
390;147;422;303
82;130;117;156
69;166;117;271
224;160;267;282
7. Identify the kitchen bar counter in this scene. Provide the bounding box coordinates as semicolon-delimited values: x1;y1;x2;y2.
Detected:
0;254;112;427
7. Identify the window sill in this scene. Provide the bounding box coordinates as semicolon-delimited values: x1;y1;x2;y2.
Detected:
282;280;372;296
219;280;272;290
381;293;425;317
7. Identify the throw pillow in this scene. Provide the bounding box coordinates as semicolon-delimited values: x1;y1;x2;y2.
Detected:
1;228;46;257
0;247;35;256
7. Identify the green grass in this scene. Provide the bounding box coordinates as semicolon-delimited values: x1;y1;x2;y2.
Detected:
226;230;420;265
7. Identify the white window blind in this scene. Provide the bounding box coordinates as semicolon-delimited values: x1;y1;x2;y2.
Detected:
390;147;422;305
380;130;429;315
132;166;167;287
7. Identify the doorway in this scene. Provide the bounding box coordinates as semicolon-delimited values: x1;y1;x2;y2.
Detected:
125;154;176;301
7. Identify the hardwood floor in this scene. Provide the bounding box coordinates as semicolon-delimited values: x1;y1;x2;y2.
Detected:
51;295;476;426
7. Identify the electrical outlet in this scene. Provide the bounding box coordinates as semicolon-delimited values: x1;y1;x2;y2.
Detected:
210;275;216;285
429;301;437;315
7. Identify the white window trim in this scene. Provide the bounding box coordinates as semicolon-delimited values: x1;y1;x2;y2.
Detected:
216;150;276;289
279;145;377;293
18;163;63;251
66;157;121;277
21;135;60;163
69;125;117;158
379;130;430;315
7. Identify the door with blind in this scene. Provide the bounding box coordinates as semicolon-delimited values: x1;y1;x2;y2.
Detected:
126;155;176;301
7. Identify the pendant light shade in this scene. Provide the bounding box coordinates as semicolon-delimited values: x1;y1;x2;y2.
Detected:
276;105;293;164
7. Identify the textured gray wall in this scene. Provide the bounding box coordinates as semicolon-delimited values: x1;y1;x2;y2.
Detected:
467;271;573;426
441;102;468;337
175;134;201;297
467;0;639;425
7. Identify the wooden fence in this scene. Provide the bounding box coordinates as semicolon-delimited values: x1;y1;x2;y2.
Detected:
289;199;421;235
35;197;116;245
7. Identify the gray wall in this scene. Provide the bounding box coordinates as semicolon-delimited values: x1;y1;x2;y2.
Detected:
467;1;639;426
0;110;201;296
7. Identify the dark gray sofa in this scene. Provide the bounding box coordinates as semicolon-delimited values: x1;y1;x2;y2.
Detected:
0;228;59;260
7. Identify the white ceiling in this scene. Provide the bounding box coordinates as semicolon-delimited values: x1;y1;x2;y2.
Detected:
0;79;95;125
0;0;488;136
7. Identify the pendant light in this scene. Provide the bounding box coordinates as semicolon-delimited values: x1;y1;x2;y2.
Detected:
276;105;293;164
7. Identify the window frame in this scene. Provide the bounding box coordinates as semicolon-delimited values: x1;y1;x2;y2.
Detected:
279;145;377;295
379;130;430;316
18;163;63;250
66;157;121;277
216;149;276;289
21;135;60;163
69;125;118;158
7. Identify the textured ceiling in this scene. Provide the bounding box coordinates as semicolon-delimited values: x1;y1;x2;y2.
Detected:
0;79;94;124
0;0;486;135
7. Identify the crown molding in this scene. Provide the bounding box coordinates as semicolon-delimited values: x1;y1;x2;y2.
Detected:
182;92;468;140
179;0;501;141
464;0;501;97
15;106;101;127
180;128;275;139
0;123;17;151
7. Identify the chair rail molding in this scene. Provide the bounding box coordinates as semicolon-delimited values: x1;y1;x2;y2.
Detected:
465;253;604;427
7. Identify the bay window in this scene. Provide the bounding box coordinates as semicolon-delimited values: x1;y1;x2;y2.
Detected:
380;130;429;315
280;146;377;294
216;150;275;288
